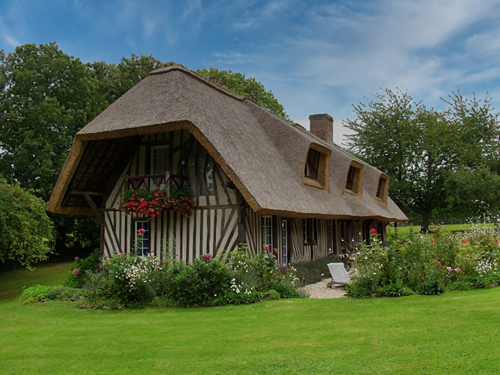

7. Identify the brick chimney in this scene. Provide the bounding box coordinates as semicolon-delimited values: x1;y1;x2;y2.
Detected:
309;113;333;144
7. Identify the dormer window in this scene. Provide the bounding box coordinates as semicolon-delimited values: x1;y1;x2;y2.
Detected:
345;161;363;195
303;144;331;191
304;149;320;180
376;174;389;203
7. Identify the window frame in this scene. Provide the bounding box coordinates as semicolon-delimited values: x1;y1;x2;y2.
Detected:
376;174;389;203
344;161;364;196
134;220;150;256
302;143;331;191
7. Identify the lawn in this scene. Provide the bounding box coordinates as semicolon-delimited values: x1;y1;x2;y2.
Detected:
1;263;499;374
388;222;494;235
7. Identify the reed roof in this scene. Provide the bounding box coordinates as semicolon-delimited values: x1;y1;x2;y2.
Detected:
47;64;407;222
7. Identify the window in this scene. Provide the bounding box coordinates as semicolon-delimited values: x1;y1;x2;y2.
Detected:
345;162;363;195
188;146;216;196
376;174;389;203
134;221;150;255
303;218;317;245
151;146;169;175
302;144;331;191
151;145;169;189
262;216;273;250
304;149;320;180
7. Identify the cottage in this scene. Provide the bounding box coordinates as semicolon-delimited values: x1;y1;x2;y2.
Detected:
47;63;407;264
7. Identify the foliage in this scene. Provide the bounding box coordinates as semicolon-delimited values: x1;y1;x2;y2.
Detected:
120;185;195;219
195;67;289;120
19;284;55;304
345;89;500;230
0;182;54;268
47;286;88;301
346;225;500;297
345;89;454;231
65;249;101;288
76;246;298;308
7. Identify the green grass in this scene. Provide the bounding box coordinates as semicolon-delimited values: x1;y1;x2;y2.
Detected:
388;222;494;235
0;261;71;301
1;263;500;374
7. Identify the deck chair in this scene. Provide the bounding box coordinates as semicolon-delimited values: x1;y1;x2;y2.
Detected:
327;262;351;288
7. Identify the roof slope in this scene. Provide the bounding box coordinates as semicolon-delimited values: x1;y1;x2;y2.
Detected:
48;64;407;221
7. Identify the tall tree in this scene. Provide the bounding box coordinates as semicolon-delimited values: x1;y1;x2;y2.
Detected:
0;43;98;200
345;89;453;232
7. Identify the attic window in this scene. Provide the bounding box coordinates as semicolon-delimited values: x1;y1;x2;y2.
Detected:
376;174;389;203
304;149;320;180
345;162;363;195
303;144;330;190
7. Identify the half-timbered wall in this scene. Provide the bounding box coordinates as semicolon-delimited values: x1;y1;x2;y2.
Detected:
244;209;384;265
103;130;241;263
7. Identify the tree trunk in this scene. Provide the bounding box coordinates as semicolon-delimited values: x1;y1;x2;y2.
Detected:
420;211;431;233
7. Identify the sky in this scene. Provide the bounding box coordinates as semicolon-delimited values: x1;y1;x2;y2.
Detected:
2;0;500;144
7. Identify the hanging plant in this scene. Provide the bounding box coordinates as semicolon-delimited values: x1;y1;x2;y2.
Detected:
120;185;195;219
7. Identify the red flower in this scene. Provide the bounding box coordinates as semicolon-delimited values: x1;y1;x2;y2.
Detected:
72;268;80;276
369;228;377;235
137;228;146;236
74;257;79;261
462;239;467;244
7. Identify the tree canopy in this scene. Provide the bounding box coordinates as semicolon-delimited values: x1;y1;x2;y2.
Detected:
195;67;288;120
345;89;500;231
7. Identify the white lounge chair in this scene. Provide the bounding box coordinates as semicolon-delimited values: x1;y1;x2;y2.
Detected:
327;262;351;288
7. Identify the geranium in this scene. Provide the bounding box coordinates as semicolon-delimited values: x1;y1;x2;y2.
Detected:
369;228;377;235
120;185;195;220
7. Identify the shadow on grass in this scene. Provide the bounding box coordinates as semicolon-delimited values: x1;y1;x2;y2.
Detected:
0;261;72;301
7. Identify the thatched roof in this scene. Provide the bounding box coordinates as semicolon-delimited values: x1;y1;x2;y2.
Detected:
47;64;407;222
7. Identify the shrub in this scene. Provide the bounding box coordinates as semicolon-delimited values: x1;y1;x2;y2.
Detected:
19;284;56;304
65;249;101;288
164;256;234;307
47;286;88;301
0;182;54;269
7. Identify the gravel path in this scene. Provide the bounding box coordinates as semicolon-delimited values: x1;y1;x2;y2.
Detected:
300;278;347;299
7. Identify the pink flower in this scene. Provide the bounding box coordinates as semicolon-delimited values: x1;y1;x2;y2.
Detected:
447;267;452;271
137;228;146;236
74;257;79;261
455;267;461;273
407;240;413;245
462;239;467;244
264;245;270;251
369;228;377;235
72;268;80;276
203;254;212;260
495;238;499;244
431;239;435;244
437;261;442;268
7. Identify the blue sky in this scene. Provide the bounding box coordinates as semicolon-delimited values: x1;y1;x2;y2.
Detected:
2;0;500;144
